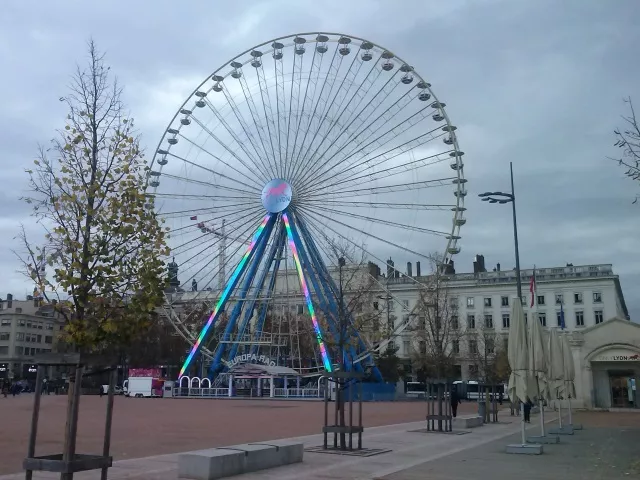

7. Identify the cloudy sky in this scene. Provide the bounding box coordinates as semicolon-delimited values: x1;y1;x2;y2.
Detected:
2;0;639;318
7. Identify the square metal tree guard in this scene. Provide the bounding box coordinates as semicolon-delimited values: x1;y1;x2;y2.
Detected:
425;380;453;433
23;353;117;480
319;371;370;454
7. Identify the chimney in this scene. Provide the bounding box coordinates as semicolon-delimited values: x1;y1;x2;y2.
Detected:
407;262;412;277
416;261;421;277
497;263;501;272
473;254;486;273
7;294;12;309
386;258;394;278
445;259;456;274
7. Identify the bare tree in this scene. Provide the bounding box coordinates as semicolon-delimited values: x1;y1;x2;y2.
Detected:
410;254;462;380
611;97;640;203
467;320;505;384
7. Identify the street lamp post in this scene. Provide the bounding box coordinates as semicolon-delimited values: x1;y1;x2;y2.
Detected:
478;161;522;300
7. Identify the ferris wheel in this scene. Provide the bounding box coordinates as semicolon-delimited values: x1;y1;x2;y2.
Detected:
148;32;467;381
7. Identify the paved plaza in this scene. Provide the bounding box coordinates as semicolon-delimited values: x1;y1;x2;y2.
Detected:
0;394;477;475
1;396;638;479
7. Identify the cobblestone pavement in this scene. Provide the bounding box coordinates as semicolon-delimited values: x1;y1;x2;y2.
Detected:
381;411;640;480
0;394;481;475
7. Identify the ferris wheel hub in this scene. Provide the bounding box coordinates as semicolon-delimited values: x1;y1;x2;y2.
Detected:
261;179;293;213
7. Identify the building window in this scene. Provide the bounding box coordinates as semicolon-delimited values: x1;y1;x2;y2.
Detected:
296;304;304;315
402;299;409;309
45;336;53;344
593;292;602;303
484;314;493;329
18;319;25;326
37;322;43;329
0;346;7;355
373;301;379;311
37;334;42;343
15;346;23;355
574;293;583;304
419;341;426;355
452;340;460;354
418;315;426;330
467;314;475;329
501;296;509;307
403;340;410;354
469;340;478;354
502;314;510;329
16;332;24;341
521;295;527;306
469;364;478;376
537;295;545;306
484;297;492;307
538;313;546;327
402;314;410;324
449;297;458;307
594;310;604;324
0;332;9;341
556;311;564;327
0;318;11;326
486;338;495;354
451;315;459;330
576;311;584;327
46;322;54;330
467;297;475;308
555;294;563;305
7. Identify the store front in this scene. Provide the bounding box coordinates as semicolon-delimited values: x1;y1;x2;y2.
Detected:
572;318;640;409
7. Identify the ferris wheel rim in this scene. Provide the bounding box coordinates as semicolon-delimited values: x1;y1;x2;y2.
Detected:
148;31;466;266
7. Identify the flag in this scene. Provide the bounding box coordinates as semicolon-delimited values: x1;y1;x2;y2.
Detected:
560;302;566;330
529;267;536;308
190;215;198;220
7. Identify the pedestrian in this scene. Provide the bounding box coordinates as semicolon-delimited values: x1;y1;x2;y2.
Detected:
498;390;503;406
523;399;532;423
1;380;7;398
450;385;461;418
99;384;104;397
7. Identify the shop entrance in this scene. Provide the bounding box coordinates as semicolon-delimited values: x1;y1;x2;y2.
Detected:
609;371;636;408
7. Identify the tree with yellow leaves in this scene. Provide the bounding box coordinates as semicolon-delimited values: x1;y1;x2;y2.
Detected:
17;40;169;356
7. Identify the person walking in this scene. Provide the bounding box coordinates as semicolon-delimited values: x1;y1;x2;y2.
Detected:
523;398;533;423
450;386;461;418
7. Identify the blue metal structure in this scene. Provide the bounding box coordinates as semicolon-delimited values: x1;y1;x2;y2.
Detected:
180;206;382;383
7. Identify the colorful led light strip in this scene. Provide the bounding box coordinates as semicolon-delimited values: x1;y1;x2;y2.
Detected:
282;213;332;372
179;214;272;378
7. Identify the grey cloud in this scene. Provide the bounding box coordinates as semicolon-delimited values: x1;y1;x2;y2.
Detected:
1;0;639;319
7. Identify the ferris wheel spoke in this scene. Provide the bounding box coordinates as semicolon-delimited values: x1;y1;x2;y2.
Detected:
283;39;305;179
298;177;455;202
160;151;261;194
164;204;263;237
151;192;254;201
289;43;343;176
186;114;267;186
158;202;259;220
314;149;453;195
255;62;281;176
220;82;274;176
292;44;364;181
302;199;455;211
289;56;383;186
299;207;433;261
299;204;449;237
235;67;279;178
295;70;407;191
309;127;449;194
201;98;272;182
170;208;263;256
180;212;266;291
299;98;430;194
160;171;259;197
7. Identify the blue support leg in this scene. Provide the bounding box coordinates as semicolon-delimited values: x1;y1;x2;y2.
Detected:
296;214;384;382
227;226;285;363
179;214;275;378
208;216;276;378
